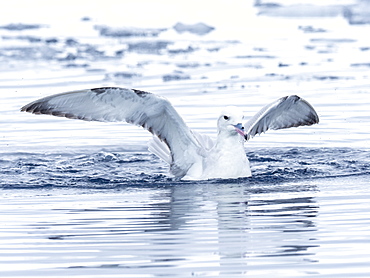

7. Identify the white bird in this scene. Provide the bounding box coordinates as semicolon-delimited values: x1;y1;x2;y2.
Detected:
21;87;319;180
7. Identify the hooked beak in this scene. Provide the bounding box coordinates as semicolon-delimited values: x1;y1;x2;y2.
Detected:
233;123;245;138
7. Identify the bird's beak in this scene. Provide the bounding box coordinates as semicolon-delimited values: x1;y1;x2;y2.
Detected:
233;123;245;138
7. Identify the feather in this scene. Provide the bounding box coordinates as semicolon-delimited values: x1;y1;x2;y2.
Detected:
244;95;319;140
21;87;201;178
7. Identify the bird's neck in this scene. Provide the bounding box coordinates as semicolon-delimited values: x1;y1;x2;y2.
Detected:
215;131;245;150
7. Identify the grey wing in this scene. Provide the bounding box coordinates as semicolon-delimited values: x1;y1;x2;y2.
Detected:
21;87;202;177
244;95;319;140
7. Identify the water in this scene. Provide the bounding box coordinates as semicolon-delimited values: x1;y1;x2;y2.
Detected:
1;1;370;277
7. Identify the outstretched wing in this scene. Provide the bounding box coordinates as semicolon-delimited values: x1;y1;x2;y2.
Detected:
21;87;202;177
244;95;319;140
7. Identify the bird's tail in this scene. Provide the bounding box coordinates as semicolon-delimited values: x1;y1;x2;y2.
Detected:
148;136;172;164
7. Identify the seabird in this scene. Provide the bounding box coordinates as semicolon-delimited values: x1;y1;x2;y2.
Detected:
21;87;319;180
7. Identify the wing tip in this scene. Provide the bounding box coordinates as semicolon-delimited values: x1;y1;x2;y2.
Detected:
20;102;38;114
312;112;320;125
20;101;49;115
288;94;320;125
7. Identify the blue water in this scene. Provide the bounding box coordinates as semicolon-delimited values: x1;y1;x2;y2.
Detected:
1;148;370;189
1;1;370;277
1;148;370;277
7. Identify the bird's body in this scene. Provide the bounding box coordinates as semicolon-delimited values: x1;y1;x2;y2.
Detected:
195;132;251;180
21;87;319;180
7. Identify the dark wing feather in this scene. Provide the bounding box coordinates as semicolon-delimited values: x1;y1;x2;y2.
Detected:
244;95;319;140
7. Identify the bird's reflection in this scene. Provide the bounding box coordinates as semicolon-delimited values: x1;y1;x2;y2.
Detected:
143;180;320;276
35;179;319;275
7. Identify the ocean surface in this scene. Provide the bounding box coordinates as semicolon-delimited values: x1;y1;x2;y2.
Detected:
1;1;370;277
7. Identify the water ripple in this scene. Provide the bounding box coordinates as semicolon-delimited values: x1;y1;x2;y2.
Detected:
1;148;369;189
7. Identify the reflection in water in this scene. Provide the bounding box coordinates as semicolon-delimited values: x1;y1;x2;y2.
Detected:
145;181;320;276
213;183;251;276
249;196;319;259
5;181;319;277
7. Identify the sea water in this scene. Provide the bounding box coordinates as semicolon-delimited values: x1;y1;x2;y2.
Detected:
1;1;370;277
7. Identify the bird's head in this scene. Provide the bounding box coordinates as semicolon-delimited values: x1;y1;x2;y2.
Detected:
217;106;245;138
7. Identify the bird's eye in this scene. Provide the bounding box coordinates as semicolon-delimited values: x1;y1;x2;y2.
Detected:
223;115;229;120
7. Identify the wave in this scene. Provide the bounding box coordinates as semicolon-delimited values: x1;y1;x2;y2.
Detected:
1;147;369;189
